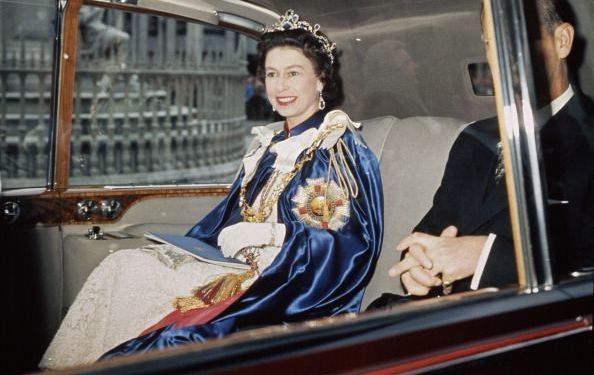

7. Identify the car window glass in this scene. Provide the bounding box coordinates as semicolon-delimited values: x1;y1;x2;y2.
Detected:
468;62;494;96
522;2;594;281
69;5;272;187
0;0;55;190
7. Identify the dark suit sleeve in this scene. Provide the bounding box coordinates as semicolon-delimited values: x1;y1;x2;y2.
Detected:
414;132;470;235
544;95;594;274
415;120;518;290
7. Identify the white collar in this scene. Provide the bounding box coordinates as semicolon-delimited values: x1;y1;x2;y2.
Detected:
551;85;574;116
535;85;574;128
270;110;361;172
240;110;360;183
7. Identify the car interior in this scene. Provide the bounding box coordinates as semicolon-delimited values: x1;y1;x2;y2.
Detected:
1;0;592;373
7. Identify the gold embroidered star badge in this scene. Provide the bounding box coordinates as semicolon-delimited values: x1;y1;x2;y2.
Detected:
291;178;350;230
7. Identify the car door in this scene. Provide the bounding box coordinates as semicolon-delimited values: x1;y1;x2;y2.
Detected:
0;0;276;373
1;0;62;371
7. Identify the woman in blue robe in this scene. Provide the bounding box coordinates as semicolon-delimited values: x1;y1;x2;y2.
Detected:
40;10;383;368
101;9;383;359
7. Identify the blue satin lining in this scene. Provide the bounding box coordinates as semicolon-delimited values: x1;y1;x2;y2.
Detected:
102;112;383;359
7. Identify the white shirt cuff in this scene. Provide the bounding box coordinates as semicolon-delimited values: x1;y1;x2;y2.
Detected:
470;233;497;290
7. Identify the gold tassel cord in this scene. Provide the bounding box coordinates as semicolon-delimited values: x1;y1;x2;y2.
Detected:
327;139;359;205
172;295;207;313
172;246;262;313
335;139;359;198
173;269;256;314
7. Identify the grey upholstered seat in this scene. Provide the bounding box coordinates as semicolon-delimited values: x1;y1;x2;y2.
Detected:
360;116;465;309
61;116;465;312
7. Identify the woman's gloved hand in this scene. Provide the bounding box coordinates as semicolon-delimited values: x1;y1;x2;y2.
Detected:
218;222;286;258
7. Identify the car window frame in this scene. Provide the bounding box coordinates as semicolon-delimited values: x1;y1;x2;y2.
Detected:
484;0;554;291
50;0;277;192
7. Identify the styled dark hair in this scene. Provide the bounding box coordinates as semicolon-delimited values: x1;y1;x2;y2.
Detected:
537;0;573;33
480;0;572;34
256;29;342;110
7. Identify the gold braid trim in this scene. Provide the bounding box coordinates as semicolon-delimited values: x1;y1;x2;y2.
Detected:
173;269;256;313
173;247;262;313
327;138;359;201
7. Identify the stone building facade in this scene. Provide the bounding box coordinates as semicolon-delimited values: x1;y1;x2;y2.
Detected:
1;2;255;188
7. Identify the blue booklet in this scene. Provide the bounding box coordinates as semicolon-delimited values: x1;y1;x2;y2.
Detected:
144;232;250;270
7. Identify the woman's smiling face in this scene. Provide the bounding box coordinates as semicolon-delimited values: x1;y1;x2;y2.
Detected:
264;46;323;128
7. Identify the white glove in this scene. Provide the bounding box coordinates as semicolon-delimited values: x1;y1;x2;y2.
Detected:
218;222;286;258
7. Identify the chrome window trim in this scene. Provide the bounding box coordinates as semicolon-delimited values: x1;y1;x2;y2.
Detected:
47;0;65;190
103;183;232;189
488;0;553;292
218;11;266;33
0;188;48;197
86;0;278;35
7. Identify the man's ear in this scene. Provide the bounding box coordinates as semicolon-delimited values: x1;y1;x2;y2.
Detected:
555;22;574;59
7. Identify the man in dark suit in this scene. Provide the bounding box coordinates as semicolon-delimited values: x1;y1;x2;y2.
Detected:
375;0;594;301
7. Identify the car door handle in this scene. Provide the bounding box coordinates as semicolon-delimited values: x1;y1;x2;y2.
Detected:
1;201;21;224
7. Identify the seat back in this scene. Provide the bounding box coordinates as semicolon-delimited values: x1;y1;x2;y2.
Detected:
360;116;465;309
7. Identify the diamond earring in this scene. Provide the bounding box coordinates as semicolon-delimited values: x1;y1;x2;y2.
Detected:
318;91;326;110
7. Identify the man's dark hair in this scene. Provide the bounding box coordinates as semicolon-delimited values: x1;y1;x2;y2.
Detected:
480;0;573;34
537;0;572;33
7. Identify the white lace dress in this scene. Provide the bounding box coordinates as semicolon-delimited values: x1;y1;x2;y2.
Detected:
40;242;281;370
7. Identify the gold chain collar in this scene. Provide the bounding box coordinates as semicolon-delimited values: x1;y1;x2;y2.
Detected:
239;122;344;223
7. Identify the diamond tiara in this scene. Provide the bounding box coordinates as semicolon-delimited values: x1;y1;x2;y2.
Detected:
264;9;337;65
